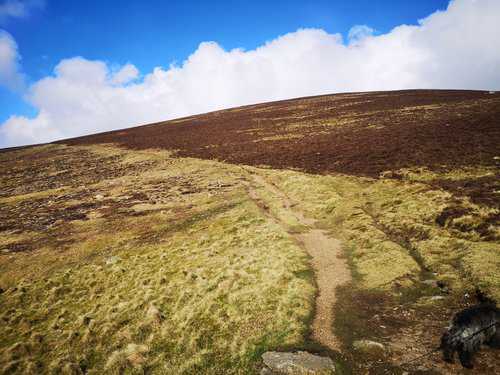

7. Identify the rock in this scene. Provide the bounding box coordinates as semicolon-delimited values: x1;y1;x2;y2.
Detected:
105;256;121;265
261;351;336;374
145;304;164;325
430;295;445;301
421;279;438;287
352;340;386;356
95;194;104;201
379;170;394;178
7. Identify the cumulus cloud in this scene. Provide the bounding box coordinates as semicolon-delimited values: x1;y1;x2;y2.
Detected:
0;30;24;90
347;25;375;44
110;63;139;85
0;0;44;23
1;0;500;148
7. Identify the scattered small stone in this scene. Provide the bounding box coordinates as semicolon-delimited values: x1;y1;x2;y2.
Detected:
95;194;104;200
145;304;164;325
353;340;386;356
430;295;445;301
105;256;121;265
261;351;336;374
421;279;438;287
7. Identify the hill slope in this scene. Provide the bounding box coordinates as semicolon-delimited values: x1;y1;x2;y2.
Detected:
64;89;500;177
1;90;499;374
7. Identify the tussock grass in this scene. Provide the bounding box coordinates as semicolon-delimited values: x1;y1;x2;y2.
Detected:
0;199;314;374
0;187;68;204
463;243;500;301
254;167;499;300
1;142;497;373
252;170;421;290
0;145;314;374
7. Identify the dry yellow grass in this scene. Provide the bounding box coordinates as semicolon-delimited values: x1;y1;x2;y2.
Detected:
0;187;68;205
254;167;499;298
0;145;314;374
1;142;498;373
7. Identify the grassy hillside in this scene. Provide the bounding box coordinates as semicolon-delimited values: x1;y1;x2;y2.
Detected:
1;145;317;374
1;90;499;373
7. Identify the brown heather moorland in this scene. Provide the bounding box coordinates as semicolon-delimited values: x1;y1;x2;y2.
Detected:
1;89;499;374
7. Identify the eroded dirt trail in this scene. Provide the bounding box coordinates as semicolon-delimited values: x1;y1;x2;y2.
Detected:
244;171;351;352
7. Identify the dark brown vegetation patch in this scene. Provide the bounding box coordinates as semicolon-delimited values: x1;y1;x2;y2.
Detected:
434;199;499;241
430;175;500;210
0;146;147;198
61;90;500;179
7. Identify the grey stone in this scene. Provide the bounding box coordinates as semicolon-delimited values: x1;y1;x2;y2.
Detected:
430;295;445;301
421;279;438;287
105;256;121;265
352;340;386;356
261;351;335;374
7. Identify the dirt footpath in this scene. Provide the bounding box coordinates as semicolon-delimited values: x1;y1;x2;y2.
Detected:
245;171;350;352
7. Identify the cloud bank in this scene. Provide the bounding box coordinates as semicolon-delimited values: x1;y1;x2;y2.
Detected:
1;0;500;148
0;30;23;90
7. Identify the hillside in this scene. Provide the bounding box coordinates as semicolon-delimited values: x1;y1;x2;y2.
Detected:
1;90;499;374
64;90;500;178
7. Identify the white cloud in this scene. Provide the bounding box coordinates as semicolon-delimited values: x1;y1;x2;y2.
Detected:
0;0;44;23
1;0;500;148
0;30;24;90
110;63;139;85
348;25;375;44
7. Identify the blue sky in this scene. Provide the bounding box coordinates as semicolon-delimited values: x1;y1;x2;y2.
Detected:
0;0;449;123
1;0;499;147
